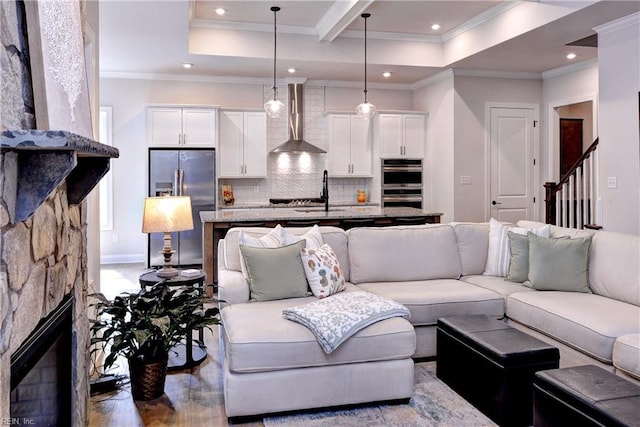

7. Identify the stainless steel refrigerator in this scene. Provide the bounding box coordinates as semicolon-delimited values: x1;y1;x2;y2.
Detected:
148;148;215;268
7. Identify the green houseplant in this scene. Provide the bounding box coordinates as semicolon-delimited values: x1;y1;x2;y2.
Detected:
90;282;221;400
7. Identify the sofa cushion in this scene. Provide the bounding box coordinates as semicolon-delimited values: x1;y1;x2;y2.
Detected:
613;334;640;380
507;291;640;363
240;240;309;302
451;222;489;275
460;274;535;298
220;286;416;373
348;225;462;284
300;243;347;298
357;279;504;326
282;291;410;354
526;233;592;293
516;220;594;239
589;231;640;306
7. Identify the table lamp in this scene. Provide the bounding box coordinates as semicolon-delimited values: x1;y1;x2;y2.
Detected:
142;196;194;278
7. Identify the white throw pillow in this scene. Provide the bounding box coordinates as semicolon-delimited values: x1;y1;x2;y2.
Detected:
282;224;324;250
483;218;550;277
300;244;346;298
238;225;284;279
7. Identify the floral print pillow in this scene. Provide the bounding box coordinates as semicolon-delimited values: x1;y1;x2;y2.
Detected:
300;243;346;298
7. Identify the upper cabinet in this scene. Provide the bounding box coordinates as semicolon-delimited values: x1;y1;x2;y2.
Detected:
377;113;426;158
218;110;267;178
327;113;373;177
147;107;217;147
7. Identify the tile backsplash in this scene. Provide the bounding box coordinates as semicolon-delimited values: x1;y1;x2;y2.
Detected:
219;86;372;206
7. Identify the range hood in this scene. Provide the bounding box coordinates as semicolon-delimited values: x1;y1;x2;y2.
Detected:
270;84;326;154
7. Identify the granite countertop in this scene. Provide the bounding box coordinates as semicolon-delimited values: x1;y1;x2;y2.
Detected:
200;206;442;222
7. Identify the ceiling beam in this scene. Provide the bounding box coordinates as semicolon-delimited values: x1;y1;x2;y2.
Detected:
315;0;374;42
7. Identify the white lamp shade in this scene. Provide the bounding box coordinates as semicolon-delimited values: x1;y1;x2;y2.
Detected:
264;98;285;118
142;196;194;233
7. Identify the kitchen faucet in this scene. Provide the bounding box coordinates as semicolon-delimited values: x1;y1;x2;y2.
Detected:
321;170;329;212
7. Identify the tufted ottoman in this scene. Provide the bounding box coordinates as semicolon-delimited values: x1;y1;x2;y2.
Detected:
219;295;417;418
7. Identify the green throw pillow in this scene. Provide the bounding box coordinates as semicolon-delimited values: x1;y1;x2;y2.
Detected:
240;240;309;302
507;231;530;283
527;233;592;293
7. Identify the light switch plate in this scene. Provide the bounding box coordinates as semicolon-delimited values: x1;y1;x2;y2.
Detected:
607;177;617;189
460;176;472;185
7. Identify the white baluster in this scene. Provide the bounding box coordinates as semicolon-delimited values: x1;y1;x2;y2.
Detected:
561;184;568;227
569;175;575;228
576;166;582;229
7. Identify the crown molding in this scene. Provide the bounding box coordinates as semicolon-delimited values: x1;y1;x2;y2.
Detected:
453;68;541;80
441;1;522;42
594;11;640;36
541;58;598;80
412;69;454;89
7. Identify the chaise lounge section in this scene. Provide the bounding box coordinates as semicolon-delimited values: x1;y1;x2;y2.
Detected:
216;221;640;417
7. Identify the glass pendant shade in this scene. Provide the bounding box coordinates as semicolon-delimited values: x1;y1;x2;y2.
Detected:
356;100;376;120
264;97;285;118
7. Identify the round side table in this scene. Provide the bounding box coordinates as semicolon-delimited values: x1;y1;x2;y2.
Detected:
139;270;207;371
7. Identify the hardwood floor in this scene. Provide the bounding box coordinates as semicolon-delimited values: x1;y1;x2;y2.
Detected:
90;264;261;426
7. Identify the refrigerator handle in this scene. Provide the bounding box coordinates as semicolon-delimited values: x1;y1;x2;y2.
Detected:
174;168;185;196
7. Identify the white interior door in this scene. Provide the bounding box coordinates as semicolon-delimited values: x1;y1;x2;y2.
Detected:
489;106;536;223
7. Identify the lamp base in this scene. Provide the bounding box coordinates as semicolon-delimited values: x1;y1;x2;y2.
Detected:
156;266;180;278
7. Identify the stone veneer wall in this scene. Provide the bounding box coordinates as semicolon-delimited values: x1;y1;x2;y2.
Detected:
0;155;90;425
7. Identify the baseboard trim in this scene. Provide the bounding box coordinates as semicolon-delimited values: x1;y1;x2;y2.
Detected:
100;253;145;264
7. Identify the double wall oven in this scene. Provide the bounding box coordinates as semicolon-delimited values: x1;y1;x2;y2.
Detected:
381;159;423;209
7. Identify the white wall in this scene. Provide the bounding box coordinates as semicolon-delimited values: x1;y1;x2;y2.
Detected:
414;73;455;222
99;77;414;263
596;13;640;234
453;75;542;222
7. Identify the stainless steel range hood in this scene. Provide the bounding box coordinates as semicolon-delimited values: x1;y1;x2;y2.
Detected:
270;84;326;154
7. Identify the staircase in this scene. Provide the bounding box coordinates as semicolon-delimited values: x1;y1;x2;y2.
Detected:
544;138;602;230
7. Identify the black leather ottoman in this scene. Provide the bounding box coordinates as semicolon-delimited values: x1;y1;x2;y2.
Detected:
437;315;560;427
534;365;640;427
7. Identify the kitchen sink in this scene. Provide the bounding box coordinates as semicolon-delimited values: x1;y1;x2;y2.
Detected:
294;208;346;213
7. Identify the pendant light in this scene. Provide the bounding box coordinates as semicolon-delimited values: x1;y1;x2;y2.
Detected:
356;13;376;120
264;6;285;118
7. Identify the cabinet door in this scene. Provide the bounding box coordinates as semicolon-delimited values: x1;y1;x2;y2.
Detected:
378;114;403;157
350;116;372;176
218;111;244;177
182;109;216;147
147;108;182;146
403;115;425;158
242;112;267;177
328;115;352;176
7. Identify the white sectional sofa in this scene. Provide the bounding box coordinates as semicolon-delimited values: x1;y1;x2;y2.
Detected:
216;221;640;417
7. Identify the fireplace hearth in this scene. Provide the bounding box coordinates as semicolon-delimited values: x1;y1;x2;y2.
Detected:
10;295;73;426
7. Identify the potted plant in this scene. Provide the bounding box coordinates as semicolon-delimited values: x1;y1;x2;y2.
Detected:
90;282;221;400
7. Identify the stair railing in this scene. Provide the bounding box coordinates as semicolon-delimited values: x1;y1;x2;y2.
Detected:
544;138;601;230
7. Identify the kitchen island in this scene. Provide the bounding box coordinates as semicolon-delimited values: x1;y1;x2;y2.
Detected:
200;206;442;290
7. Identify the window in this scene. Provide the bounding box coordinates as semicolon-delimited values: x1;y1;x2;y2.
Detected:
99;107;113;231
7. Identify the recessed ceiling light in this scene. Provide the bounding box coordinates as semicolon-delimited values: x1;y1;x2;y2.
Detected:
431;24;441;31
566;53;577;60
382;71;392;78
287;68;296;74
182;63;193;69
215;8;226;16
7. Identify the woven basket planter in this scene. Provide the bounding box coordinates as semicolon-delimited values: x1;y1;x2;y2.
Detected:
128;354;168;401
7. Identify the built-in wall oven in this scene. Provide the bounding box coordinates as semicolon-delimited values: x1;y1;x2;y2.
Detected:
381;159;423;209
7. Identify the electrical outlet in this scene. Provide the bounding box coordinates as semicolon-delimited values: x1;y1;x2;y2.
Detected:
112;234;119;243
461;176;472;185
607;177;617;189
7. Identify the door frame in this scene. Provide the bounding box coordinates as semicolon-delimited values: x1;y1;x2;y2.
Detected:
484;102;540;222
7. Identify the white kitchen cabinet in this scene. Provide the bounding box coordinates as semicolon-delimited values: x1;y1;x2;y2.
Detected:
146;107;217;147
219;110;267;178
327;114;372;177
378;113;425;158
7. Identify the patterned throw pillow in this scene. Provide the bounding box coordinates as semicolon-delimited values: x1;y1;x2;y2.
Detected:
483;218;550;277
300;244;346;298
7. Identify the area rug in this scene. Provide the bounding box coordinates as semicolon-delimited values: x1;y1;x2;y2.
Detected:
263;361;497;427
